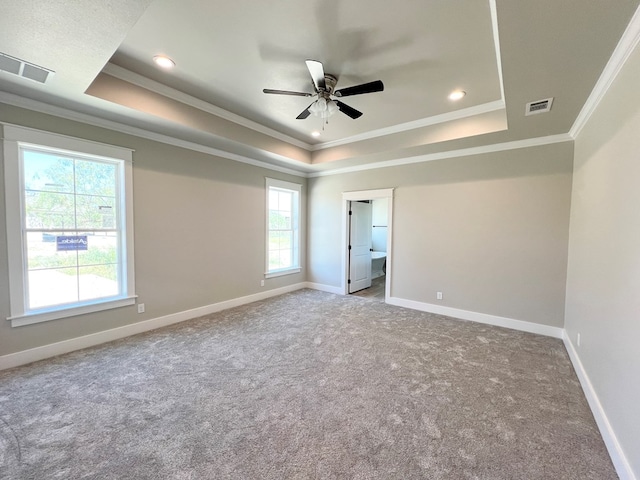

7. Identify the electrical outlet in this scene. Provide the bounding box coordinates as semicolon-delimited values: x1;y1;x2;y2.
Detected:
577;333;581;347
260;280;265;287
437;292;443;300
137;303;145;314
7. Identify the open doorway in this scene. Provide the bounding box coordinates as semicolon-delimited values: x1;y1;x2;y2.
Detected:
341;189;394;302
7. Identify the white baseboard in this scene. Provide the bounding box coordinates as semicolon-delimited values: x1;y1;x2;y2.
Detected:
305;282;343;295
386;296;564;339
0;282;307;371
563;332;637;480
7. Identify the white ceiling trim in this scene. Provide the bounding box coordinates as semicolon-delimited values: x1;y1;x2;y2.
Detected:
569;3;640;138
102;63;313;151
310;100;505;151
0;91;308;178
489;0;506;103
308;133;573;178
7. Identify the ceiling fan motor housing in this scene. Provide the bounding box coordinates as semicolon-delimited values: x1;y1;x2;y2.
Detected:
322;74;338;97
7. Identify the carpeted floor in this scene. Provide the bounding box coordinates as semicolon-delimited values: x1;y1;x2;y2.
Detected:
0;289;616;479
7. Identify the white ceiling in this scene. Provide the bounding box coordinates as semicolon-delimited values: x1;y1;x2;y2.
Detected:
0;0;639;174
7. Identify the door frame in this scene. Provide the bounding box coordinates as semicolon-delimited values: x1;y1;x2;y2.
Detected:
341;188;394;299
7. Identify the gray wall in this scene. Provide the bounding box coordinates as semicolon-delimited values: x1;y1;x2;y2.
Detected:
0;104;306;356
308;143;574;327
565;37;640;476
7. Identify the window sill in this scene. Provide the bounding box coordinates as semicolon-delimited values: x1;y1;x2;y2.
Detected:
265;267;301;279
8;296;137;327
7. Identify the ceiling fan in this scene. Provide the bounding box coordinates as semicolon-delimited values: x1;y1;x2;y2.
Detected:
263;59;384;121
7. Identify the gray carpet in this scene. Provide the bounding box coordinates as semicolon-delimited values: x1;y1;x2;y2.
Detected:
0;289;616;479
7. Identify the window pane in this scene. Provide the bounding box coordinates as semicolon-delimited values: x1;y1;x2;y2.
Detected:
76;195;116;229
79;264;118;301
27;231;79;270
280;211;292;230
268;210;280;230
75;159;116;196
25;191;75;229
268;231;289;251
268;251;282;270
279;249;292;268
77;234;117;267
28;267;79;309
23;150;74;194
269;210;291;230
279;231;292;250
278;191;292;212
268;231;280;251
269;190;279;211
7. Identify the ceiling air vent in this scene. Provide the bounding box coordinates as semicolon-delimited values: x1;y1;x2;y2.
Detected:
525;97;553;116
0;52;54;84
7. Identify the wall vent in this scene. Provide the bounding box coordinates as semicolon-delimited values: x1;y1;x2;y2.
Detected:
0;52;54;84
525;97;553;116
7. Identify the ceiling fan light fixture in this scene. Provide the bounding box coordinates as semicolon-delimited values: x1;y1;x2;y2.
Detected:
153;55;175;69
309;98;338;118
448;90;466;101
327;100;338;115
309;103;319;116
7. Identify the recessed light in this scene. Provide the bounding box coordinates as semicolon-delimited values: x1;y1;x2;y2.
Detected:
153;55;175;69
448;90;466;101
311;131;321;138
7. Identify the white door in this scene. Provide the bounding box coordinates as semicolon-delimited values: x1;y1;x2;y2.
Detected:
349;201;372;293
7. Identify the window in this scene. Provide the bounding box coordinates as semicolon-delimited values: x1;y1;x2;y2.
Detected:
266;178;301;277
3;124;135;327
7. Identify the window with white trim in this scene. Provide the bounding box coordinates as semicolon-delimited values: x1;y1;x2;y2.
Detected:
3;125;136;327
266;178;301;277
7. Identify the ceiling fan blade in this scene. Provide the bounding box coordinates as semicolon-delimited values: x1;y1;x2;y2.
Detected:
263;88;313;97
296;103;314;119
334;80;384;97
335;100;363;119
305;59;326;91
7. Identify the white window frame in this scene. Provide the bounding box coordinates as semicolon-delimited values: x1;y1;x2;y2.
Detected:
3;124;136;327
265;177;301;278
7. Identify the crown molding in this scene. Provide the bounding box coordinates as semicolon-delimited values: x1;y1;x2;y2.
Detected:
570;4;640;138
310;100;505;151
308;133;573;178
0;91;308;177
